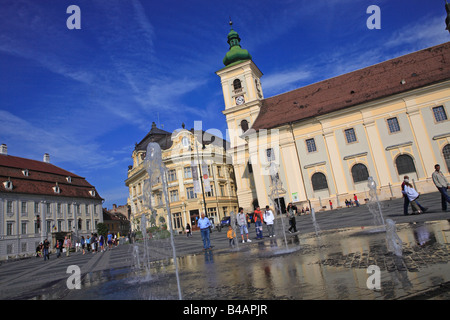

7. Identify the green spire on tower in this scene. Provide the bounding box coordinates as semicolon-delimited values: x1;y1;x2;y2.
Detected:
223;19;252;67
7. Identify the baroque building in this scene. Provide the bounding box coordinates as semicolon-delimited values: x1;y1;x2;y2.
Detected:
125;123;239;233
217;23;450;213
0;144;103;260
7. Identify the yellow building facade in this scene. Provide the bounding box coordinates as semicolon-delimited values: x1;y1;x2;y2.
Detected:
126;123;239;233
217;25;450;213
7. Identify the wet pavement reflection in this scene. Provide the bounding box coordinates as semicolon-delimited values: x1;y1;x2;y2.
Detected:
54;220;450;300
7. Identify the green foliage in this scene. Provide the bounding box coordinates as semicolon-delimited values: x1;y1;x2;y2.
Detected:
97;223;109;236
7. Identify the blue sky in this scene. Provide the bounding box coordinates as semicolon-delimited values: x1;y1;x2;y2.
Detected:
0;0;448;209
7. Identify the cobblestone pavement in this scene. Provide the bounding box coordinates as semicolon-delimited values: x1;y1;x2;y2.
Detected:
0;191;449;300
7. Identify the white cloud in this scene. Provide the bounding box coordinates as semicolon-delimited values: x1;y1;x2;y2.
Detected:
385;16;449;50
262;69;312;96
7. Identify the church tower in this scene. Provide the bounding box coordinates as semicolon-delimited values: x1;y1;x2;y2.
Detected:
216;20;264;211
216;20;264;149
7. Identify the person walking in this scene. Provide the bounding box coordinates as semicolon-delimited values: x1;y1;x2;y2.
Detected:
55;239;62;258
107;232;113;249
99;234;105;252
236;207;251;243
401;175;427;215
81;236;86;255
254;206;264;239
43;239;50;261
86;235;91;252
432;164;450;211
329;200;333;210
287;203;298;233
227;225;236;248
198;213;212;250
402;180;423;214
264;205;275;237
64;236;71;257
186;223;192;237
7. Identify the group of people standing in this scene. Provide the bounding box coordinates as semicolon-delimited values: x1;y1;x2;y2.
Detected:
193;163;450;251
36;232;120;260
79;232;119;255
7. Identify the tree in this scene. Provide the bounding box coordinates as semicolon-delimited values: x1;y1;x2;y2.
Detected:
97;223;108;237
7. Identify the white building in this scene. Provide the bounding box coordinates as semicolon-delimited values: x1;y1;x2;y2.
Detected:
0;144;103;260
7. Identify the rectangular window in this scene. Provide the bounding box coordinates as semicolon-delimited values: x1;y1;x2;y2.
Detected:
172;212;182;229
170;190;179;202
344;128;357;143
220;184;226;197
21;222;27;235
387;117;400;133
7;222;13;235
217;166;223;177
168;169;177;182
306;138;317;153
7;201;13;214
206;185;214;197
207;207;217;219
184;167;192;179
34;202;39;213
86;220;90;230
186;187;196;199
46;203;51;214
433;106;448;122
57;203;62;214
21;201;27;214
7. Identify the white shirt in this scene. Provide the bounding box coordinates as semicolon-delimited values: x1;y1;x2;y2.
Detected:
264;210;275;225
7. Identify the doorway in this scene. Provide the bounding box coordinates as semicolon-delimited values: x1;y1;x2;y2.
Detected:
190;209;200;231
274;197;286;215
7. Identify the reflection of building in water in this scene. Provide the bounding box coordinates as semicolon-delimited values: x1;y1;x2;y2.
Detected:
125;123;239;233
217;22;450;213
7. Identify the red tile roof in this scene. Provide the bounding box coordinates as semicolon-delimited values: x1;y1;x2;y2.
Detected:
0;154;103;200
251;41;450;131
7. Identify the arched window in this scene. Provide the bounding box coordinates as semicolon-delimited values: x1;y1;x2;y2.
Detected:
395;154;416;175
233;79;242;91
311;172;328;191
351;163;369;183
240;119;249;133
443;144;450;172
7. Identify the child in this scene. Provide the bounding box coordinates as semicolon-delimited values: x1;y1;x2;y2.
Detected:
227;225;236;247
403;181;423;214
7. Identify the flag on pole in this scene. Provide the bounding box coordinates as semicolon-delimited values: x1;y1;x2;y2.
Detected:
202;163;211;192
191;163;201;194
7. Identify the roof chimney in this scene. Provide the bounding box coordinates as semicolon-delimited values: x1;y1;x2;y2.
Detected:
43;153;50;163
0;144;7;155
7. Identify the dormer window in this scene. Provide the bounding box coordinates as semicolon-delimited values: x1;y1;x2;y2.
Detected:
22;169;29;176
66;176;72;183
89;190;96;197
53;183;61;194
3;180;13;190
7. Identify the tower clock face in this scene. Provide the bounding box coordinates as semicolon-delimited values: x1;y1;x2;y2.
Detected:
235;95;245;105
